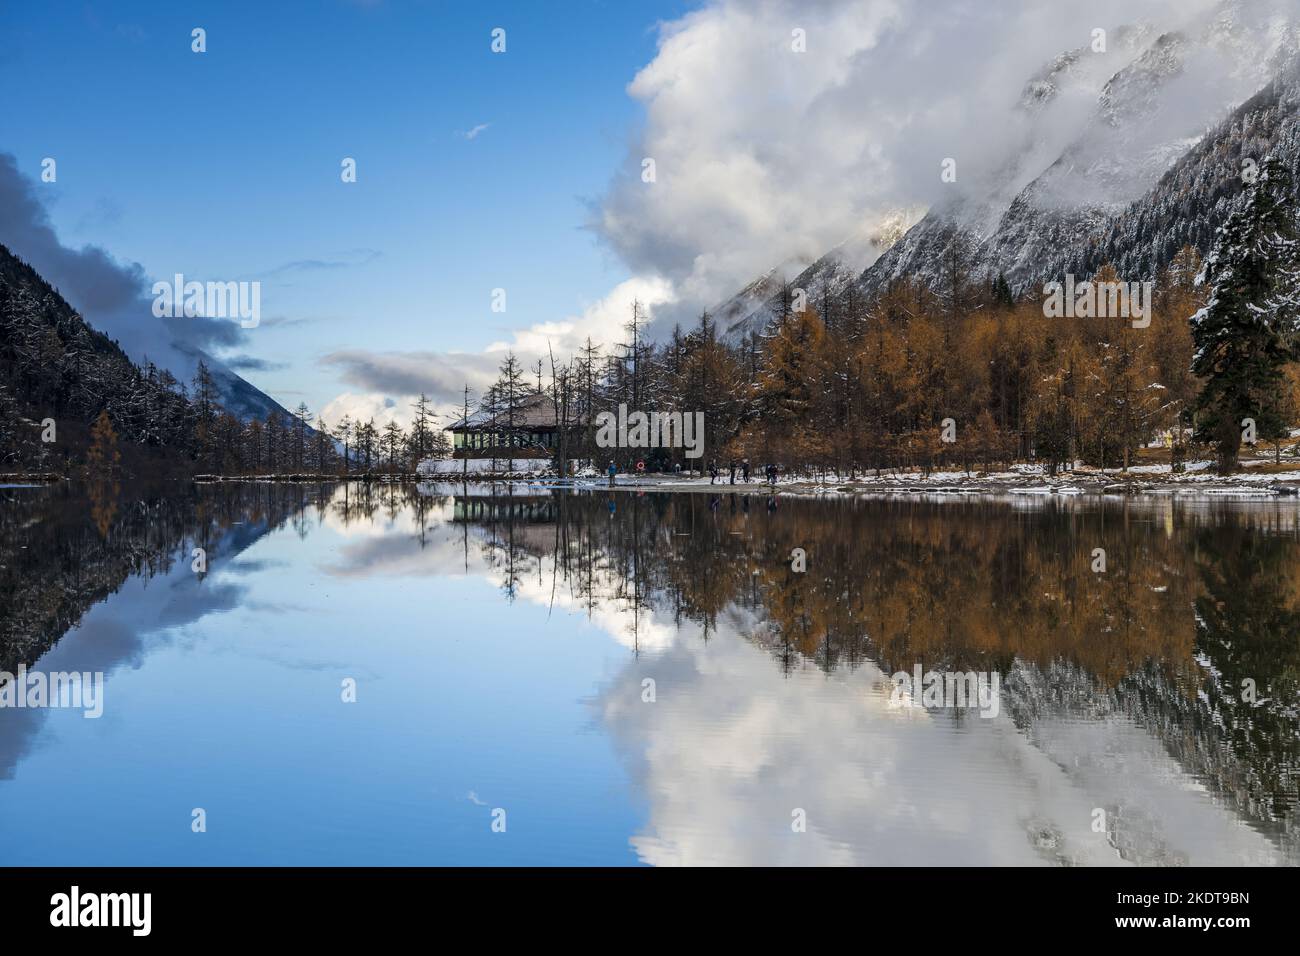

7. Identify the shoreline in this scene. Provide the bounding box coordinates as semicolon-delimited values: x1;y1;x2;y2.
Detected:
12;466;1299;500
593;474;1300;498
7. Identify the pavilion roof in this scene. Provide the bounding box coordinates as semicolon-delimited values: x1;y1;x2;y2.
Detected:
447;392;566;431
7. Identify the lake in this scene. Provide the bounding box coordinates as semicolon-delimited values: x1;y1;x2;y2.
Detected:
0;480;1297;866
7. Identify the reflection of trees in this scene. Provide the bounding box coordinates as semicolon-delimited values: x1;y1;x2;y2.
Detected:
457;490;1300;854
86;478;120;538
1189;523;1300;833
0;481;316;673
10;482;1299;857
492;492;1205;683
1;480;451;678
326;480;451;542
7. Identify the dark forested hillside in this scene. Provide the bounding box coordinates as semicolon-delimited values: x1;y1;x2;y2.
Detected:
1;242;329;477
0;241;196;473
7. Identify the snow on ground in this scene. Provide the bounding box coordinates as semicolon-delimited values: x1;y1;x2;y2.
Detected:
409;455;1300;500
416;457;558;477
1125;460;1213;474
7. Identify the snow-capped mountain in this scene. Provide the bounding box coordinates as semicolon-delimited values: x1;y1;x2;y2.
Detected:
206;358;297;422
1048;65;1300;284
716;0;1300;343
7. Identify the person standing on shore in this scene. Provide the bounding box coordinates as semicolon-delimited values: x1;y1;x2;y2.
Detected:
766;463;777;487
607;460;617;487
742;459;750;482
729;460;736;484
709;462;719;484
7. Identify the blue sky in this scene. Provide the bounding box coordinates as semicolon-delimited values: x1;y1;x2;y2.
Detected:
0;0;691;415
1;0;1256;428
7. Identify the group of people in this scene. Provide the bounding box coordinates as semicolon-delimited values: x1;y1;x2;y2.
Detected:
708;459;777;486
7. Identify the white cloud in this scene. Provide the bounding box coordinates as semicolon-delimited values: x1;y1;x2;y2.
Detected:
320;0;1298;416
483;274;675;359
319;391;413;430
318;275;675;419
595;0;1245;328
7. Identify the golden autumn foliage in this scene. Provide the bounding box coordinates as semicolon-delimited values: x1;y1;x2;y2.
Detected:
716;250;1237;475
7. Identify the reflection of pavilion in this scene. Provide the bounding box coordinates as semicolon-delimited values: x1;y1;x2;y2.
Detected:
452;494;558;524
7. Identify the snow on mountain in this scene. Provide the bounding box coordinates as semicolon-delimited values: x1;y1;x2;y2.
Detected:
857;5;1299;301
1049;63;1300;286
716;0;1300;344
206;359;296;422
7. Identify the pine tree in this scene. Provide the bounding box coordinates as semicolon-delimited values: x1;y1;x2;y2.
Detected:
382;419;405;473
265;409;287;473
293;402;311;471
314;415;331;473
493;353;526;464
333;416;352;475
575;338;602;465
991;272;1015;308
457;384;475;478
1191;157;1300;473
354;419;377;472
0;384;21;467
408;393;435;465
751;306;825;468
244;418;265;473
191;360;219;469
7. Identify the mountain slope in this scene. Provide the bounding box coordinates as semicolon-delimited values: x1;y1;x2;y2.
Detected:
715;0;1300;343
713;23;1172;340
0;240;295;468
1046;68;1300;285
852;8;1300;303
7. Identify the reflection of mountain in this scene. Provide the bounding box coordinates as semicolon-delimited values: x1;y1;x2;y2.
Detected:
0;481;335;778
0;482;324;674
6;483;1297;863
451;489;1300;863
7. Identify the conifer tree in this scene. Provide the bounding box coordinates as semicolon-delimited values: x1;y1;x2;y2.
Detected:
1190;157;1300;473
382;419;405;472
333;416;352;475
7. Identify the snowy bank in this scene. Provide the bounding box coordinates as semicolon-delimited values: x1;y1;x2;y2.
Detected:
415;457;571;479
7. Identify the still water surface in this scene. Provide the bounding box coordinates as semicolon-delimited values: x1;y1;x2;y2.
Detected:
1;481;1297;865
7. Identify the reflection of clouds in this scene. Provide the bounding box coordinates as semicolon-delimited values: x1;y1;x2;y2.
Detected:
318;494;442;540
0;532;257;778
0;706;45;782
223;557;288;575
512;563;681;653
1020;709;1283;866
443;496;1300;865
11;490;1285;865
319;524;472;579
156;581;245;628
317;506;683;653
595;624;1287;866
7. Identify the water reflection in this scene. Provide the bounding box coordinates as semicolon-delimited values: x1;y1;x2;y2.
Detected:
431;485;1300;864
0;481;1297;865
